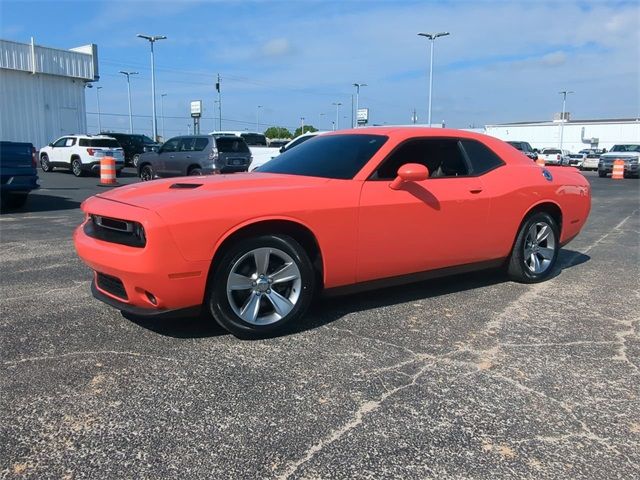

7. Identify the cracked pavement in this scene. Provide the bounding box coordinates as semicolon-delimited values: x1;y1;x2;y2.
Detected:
1;169;638;479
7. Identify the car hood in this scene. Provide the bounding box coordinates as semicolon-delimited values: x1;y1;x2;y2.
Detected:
95;172;331;211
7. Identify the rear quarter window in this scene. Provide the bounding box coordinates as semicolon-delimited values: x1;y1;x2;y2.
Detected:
460;140;505;175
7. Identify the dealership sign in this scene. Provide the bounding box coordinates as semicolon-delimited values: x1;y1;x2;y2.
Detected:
357;108;369;126
190;100;202;117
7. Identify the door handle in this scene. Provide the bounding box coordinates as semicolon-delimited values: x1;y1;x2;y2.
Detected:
469;187;483;194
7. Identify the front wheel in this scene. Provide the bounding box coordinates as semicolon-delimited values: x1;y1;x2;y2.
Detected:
208;235;316;337
139;164;154;181
71;158;84;177
507;212;559;283
40;154;52;172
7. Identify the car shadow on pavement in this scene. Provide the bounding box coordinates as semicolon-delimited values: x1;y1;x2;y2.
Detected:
122;249;590;340
0;193;81;214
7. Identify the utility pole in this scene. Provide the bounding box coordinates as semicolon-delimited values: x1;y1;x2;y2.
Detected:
96;86;103;133
160;93;167;140
300;117;305;135
558;90;574;151
120;71;138;133
418;32;450;126
353;83;367;128
137;34;167;141
216;73;222;131
332;102;342;130
256;105;263;132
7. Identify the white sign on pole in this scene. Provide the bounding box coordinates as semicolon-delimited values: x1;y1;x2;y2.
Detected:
357;108;369;125
190;100;202;117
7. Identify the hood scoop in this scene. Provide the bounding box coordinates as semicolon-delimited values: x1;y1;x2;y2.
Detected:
169;183;203;189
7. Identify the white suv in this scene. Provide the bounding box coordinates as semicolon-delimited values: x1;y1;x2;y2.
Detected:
39;135;125;177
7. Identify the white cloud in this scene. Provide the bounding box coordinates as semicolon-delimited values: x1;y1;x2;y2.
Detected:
261;38;292;57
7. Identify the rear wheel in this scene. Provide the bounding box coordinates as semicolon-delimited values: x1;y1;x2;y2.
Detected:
208;234;316;337
40;154;52;172
71;158;84;177
188;167;203;176
140;164;154;181
507;212;559;283
1;193;28;209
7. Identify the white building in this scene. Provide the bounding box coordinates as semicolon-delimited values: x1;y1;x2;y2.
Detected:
485;117;640;152
0;38;99;148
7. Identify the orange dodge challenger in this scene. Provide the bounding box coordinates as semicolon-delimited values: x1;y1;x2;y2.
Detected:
74;128;591;337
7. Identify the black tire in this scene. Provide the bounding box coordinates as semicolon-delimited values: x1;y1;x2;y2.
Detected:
188;167;203;176
40;154;52;172
71;158;84;177
140;164;154;181
507;211;560;283
132;154;140;168
598;171;607;178
207;234;316;338
1;193;28;209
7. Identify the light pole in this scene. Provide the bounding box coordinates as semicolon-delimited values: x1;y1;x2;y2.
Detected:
558;90;574;151
353;83;367;128
120;71;138;133
418;32;449;126
300;117;305;135
96;86;103;133
256;105;263;132
137;34;166;141
160;93;167;140
332;102;342;130
319;113;326;130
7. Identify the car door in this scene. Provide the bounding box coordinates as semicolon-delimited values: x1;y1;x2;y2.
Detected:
171;137;197;175
49;137;69;164
356;137;492;283
155;137;180;177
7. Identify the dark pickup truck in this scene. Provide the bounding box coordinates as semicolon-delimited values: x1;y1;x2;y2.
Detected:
0;141;39;209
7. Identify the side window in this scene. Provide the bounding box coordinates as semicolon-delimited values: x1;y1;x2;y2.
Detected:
460;140;504;175
65;138;76;147
53;138;68;147
178;137;196;151
79;139;88;147
193;137;209;151
162;138;180;153
374;138;469;180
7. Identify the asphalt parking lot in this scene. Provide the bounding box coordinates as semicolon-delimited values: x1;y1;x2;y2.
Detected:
1;168;638;479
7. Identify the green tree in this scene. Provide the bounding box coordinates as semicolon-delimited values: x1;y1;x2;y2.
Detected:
264;126;292;139
293;125;318;138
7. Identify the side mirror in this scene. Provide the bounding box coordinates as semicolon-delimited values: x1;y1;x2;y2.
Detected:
279;146;286;153
389;163;429;190
48;143;54;147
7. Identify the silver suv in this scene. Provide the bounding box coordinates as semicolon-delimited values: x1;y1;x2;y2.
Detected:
137;135;252;181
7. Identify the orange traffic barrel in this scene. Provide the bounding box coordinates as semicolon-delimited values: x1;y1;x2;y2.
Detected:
98;156;118;186
611;159;624;180
536;157;545;167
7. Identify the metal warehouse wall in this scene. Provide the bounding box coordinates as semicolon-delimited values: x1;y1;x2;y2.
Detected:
485;121;640;152
0;69;87;148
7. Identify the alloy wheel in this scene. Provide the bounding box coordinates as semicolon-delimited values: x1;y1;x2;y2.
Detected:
226;247;302;326
523;221;556;274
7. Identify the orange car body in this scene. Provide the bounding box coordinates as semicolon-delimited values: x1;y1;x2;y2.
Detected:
74;128;591;314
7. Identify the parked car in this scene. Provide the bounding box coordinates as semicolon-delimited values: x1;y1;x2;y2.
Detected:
598;144;640;178
506;141;538;161
39;135;125;177
211;131;280;171
565;153;586;168
137;135;252;181
74;127;591;337
582;149;606;170
538;148;569;166
267;139;289;148
101;132;160;167
0;141;39;209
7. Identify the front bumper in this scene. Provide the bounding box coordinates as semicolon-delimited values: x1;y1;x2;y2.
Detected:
598;162;639;175
74;198;211;313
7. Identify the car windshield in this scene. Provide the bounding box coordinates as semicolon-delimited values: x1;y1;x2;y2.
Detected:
610;144;640;153
258;134;388;180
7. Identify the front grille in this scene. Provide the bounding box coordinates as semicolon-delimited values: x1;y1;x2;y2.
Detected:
96;272;128;300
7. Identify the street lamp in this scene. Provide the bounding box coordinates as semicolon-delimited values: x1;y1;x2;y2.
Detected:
332;102;342;130
418;31;450;126
353;83;367;128
300;117;305;135
96;86;103;133
120;71;138;134
137;34;167;140
558;90;574;151
160;93;167;141
256;105;263;132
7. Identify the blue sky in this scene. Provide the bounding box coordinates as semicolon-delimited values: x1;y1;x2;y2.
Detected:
1;0;638;138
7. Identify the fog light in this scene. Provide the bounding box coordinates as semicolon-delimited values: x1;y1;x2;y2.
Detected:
145;291;157;305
